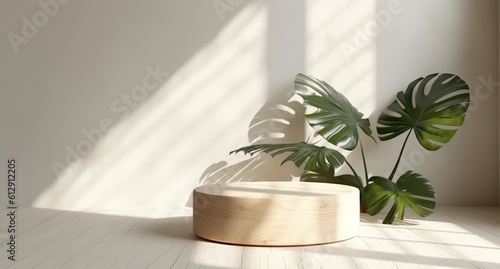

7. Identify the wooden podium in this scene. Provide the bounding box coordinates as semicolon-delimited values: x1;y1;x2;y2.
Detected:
193;181;359;246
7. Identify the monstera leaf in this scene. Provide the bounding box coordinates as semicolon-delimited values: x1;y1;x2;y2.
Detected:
230;142;345;173
301;171;364;196
295;73;374;151
364;171;436;224
228;72;470;225
378;73;469;151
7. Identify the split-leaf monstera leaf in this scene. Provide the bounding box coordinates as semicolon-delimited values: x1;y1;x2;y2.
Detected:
378;73;470;151
362;73;469;222
295;73;375;150
231;72;470;224
364;172;436;224
230;142;345;173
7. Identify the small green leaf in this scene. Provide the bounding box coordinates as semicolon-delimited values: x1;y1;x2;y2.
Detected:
230;142;345;173
364;171;436;224
364;176;396;216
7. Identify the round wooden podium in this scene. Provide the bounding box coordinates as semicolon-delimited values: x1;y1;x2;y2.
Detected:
193;181;359;246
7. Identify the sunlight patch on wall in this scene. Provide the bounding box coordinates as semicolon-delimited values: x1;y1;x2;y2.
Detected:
306;0;378;116
33;2;269;216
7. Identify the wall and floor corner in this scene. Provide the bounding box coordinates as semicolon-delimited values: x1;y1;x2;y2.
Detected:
0;0;498;215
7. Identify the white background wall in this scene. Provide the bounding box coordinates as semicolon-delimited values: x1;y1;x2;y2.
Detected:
379;0;498;206
0;0;498;214
306;0;498;206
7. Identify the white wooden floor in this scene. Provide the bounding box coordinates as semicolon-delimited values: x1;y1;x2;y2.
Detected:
1;207;499;269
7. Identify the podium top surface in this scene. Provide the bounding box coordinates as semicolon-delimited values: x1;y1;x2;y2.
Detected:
193;181;359;198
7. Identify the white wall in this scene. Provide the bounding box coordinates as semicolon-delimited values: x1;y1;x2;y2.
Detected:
306;0;498;206
376;0;498;206
0;0;306;213
0;0;497;214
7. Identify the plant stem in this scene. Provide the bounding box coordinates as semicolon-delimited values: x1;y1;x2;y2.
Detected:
388;130;413;181
345;160;362;185
360;140;369;185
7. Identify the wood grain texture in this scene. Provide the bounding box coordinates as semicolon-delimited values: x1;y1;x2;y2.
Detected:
193;181;360;246
1;207;500;268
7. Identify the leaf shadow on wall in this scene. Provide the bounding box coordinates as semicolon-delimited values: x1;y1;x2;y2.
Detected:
185;95;305;207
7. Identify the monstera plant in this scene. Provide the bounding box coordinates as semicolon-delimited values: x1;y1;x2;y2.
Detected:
231;73;470;224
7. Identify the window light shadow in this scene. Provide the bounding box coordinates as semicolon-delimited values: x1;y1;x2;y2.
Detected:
33;0;271;216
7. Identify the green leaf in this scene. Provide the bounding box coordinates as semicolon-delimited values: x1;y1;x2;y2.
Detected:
377;73;470;151
230;142;345;173
301;171;364;197
295;73;374;151
364;171;436;224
